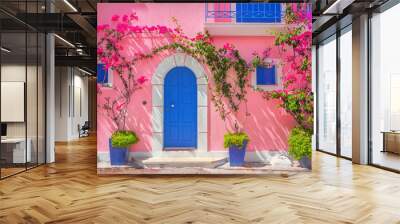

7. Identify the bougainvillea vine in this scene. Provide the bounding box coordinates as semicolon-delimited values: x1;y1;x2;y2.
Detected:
97;13;252;133
257;4;313;132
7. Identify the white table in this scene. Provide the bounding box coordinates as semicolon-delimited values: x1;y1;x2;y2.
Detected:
1;138;31;163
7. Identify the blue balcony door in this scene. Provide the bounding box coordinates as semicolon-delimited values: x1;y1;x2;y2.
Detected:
164;67;197;149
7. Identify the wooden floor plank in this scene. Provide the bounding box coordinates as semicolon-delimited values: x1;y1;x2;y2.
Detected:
0;135;400;223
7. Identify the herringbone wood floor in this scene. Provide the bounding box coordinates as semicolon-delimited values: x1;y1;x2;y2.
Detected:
1;135;400;224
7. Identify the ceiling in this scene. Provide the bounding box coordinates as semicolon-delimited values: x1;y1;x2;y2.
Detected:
312;0;390;43
0;0;166;73
0;0;98;73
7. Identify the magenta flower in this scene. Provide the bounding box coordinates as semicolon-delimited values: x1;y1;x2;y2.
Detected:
100;57;108;64
97;47;103;55
122;15;128;23
130;13;138;21
116;23;128;33
104;63;110;70
97;24;109;32
290;62;297;70
137;76;148;85
129;25;141;33
112;54;119;63
111;15;119;22
115;100;126;111
158;26;168;34
195;33;204;41
223;43;234;51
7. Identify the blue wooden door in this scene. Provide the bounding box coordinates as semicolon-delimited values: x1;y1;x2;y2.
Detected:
164;67;197;149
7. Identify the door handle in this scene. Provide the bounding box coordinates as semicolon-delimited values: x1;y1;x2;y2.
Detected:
171;104;175;108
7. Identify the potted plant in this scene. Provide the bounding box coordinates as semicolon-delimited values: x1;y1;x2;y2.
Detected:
199;42;251;167
288;127;312;169
98;13;155;166
109;130;139;165
224;132;249;166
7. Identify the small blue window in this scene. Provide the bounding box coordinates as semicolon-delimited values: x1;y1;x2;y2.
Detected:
256;65;276;85
97;64;109;84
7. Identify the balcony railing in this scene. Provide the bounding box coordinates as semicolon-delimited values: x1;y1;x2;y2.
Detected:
205;3;283;24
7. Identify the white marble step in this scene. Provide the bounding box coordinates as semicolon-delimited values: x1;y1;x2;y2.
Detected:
142;157;228;168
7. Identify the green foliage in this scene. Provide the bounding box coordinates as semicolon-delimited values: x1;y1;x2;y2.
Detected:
111;130;139;148
284;5;297;24
274;26;302;47
195;43;249;120
224;132;249;148
264;89;313;131
288;127;311;160
251;55;262;68
301;57;310;71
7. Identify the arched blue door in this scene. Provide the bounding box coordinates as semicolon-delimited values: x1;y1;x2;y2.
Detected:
164;67;197;149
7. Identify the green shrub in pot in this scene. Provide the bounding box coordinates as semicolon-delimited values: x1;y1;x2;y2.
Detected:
288;127;312;168
224;132;249;148
224;132;249;166
111;130;139;148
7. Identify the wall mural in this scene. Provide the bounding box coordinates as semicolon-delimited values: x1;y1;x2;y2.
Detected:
97;3;312;174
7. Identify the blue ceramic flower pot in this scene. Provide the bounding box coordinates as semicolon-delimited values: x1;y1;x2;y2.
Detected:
109;139;128;165
299;156;311;169
228;140;248;167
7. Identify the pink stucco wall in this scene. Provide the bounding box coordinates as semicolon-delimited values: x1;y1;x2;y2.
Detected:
97;3;296;153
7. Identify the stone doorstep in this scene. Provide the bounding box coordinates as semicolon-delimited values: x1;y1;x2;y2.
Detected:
142;157;228;168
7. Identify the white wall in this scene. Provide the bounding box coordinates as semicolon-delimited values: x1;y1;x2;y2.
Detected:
55;66;69;141
71;72;89;138
54;67;89;141
1;65;26;141
1;65;39;137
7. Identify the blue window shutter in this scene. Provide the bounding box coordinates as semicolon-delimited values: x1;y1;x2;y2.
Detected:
97;64;108;84
256;65;276;85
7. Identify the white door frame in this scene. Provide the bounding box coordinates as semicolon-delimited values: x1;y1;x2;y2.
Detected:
151;53;208;158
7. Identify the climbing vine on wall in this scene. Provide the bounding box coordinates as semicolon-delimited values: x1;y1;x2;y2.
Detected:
97;15;148;131
97;14;252;132
256;4;313;132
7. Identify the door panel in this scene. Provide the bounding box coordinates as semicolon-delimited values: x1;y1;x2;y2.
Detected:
164;67;197;148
